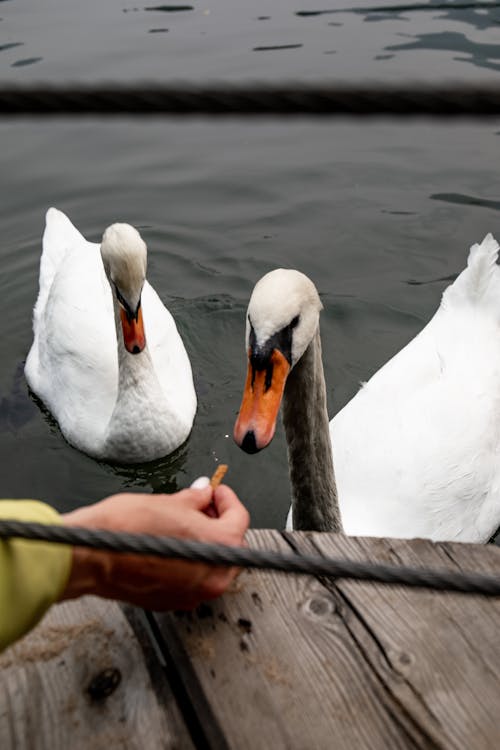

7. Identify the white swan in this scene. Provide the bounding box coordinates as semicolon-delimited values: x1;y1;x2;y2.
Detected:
25;208;196;463
234;233;500;543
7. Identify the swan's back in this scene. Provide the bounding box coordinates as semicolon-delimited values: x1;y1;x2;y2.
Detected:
332;234;500;542
25;209;117;437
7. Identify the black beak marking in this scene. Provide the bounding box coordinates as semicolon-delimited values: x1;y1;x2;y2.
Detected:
241;430;260;454
114;282;141;321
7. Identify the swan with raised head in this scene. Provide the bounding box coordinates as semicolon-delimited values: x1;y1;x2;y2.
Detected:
25;208;196;463
234;233;500;543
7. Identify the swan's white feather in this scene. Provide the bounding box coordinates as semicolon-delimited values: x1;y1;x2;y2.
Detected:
330;233;500;542
25;208;196;462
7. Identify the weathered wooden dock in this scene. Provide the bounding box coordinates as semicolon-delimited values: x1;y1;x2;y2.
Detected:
2;530;500;749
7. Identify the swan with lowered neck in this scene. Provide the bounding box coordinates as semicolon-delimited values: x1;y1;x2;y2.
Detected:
25;208;196;463
234;233;500;543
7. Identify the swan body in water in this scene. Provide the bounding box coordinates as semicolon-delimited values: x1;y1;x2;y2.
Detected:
234;233;500;543
25;208;196;463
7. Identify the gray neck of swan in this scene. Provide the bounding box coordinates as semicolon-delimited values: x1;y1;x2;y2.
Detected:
282;327;342;532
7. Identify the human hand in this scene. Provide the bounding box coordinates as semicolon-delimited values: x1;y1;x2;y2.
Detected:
60;484;250;610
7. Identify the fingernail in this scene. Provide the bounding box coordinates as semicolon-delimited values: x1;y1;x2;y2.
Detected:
190;476;210;489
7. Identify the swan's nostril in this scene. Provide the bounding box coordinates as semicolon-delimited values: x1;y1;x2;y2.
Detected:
132;345;141;355
241;430;260;454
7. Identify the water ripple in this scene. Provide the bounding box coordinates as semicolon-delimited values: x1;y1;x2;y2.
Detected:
11;57;43;68
386;31;500;72
296;3;500;16
253;44;303;52
430;193;500;211
144;4;193;11
406;273;458;286
0;42;23;53
297;3;500;30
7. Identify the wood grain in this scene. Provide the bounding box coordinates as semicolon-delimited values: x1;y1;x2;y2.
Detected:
0;596;193;750
153;530;500;750
296;532;500;750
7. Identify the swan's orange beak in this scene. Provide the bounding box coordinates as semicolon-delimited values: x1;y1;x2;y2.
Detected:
234;348;290;453
120;305;146;355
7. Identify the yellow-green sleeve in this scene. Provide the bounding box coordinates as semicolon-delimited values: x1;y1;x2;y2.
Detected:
0;500;72;652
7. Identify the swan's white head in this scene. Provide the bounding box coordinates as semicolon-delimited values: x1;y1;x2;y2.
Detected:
234;269;322;453
101;223;148;354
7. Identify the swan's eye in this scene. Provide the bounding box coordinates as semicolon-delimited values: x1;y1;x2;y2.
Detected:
290;315;300;329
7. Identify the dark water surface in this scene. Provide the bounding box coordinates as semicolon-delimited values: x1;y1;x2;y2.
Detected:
1;2;500;534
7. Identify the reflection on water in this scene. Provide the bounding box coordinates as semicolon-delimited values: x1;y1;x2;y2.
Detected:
386;32;500;72
0;364;37;433
105;444;187;495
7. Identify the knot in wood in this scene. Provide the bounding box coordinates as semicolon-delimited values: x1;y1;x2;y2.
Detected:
87;667;122;703
303;595;335;619
398;651;413;667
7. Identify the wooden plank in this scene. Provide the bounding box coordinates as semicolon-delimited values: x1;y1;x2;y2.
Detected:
0;596;194;750
147;610;232;750
153;530;500;750
294;532;500;750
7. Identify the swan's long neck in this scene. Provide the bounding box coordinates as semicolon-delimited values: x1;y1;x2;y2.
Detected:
102;295;169;461
282;327;342;532
113;299;156;394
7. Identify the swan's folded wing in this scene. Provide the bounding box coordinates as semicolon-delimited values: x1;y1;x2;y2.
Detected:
27;238;118;445
35;209;88;324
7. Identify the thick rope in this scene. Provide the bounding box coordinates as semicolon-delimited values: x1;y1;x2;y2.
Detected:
0;519;499;596
0;83;500;117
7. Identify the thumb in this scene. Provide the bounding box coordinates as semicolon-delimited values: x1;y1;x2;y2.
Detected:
175;480;214;511
190;476;210;490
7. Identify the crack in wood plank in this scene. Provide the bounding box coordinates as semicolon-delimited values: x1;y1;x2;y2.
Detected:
282;530;445;749
146;611;231;750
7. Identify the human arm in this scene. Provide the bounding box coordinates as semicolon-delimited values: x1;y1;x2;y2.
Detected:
60;483;249;610
0;500;72;652
0;484;249;651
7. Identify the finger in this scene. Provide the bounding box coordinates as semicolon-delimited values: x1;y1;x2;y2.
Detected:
212;485;250;539
190;476;210;489
191;476;218;517
171;486;214;511
204;504;218;519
